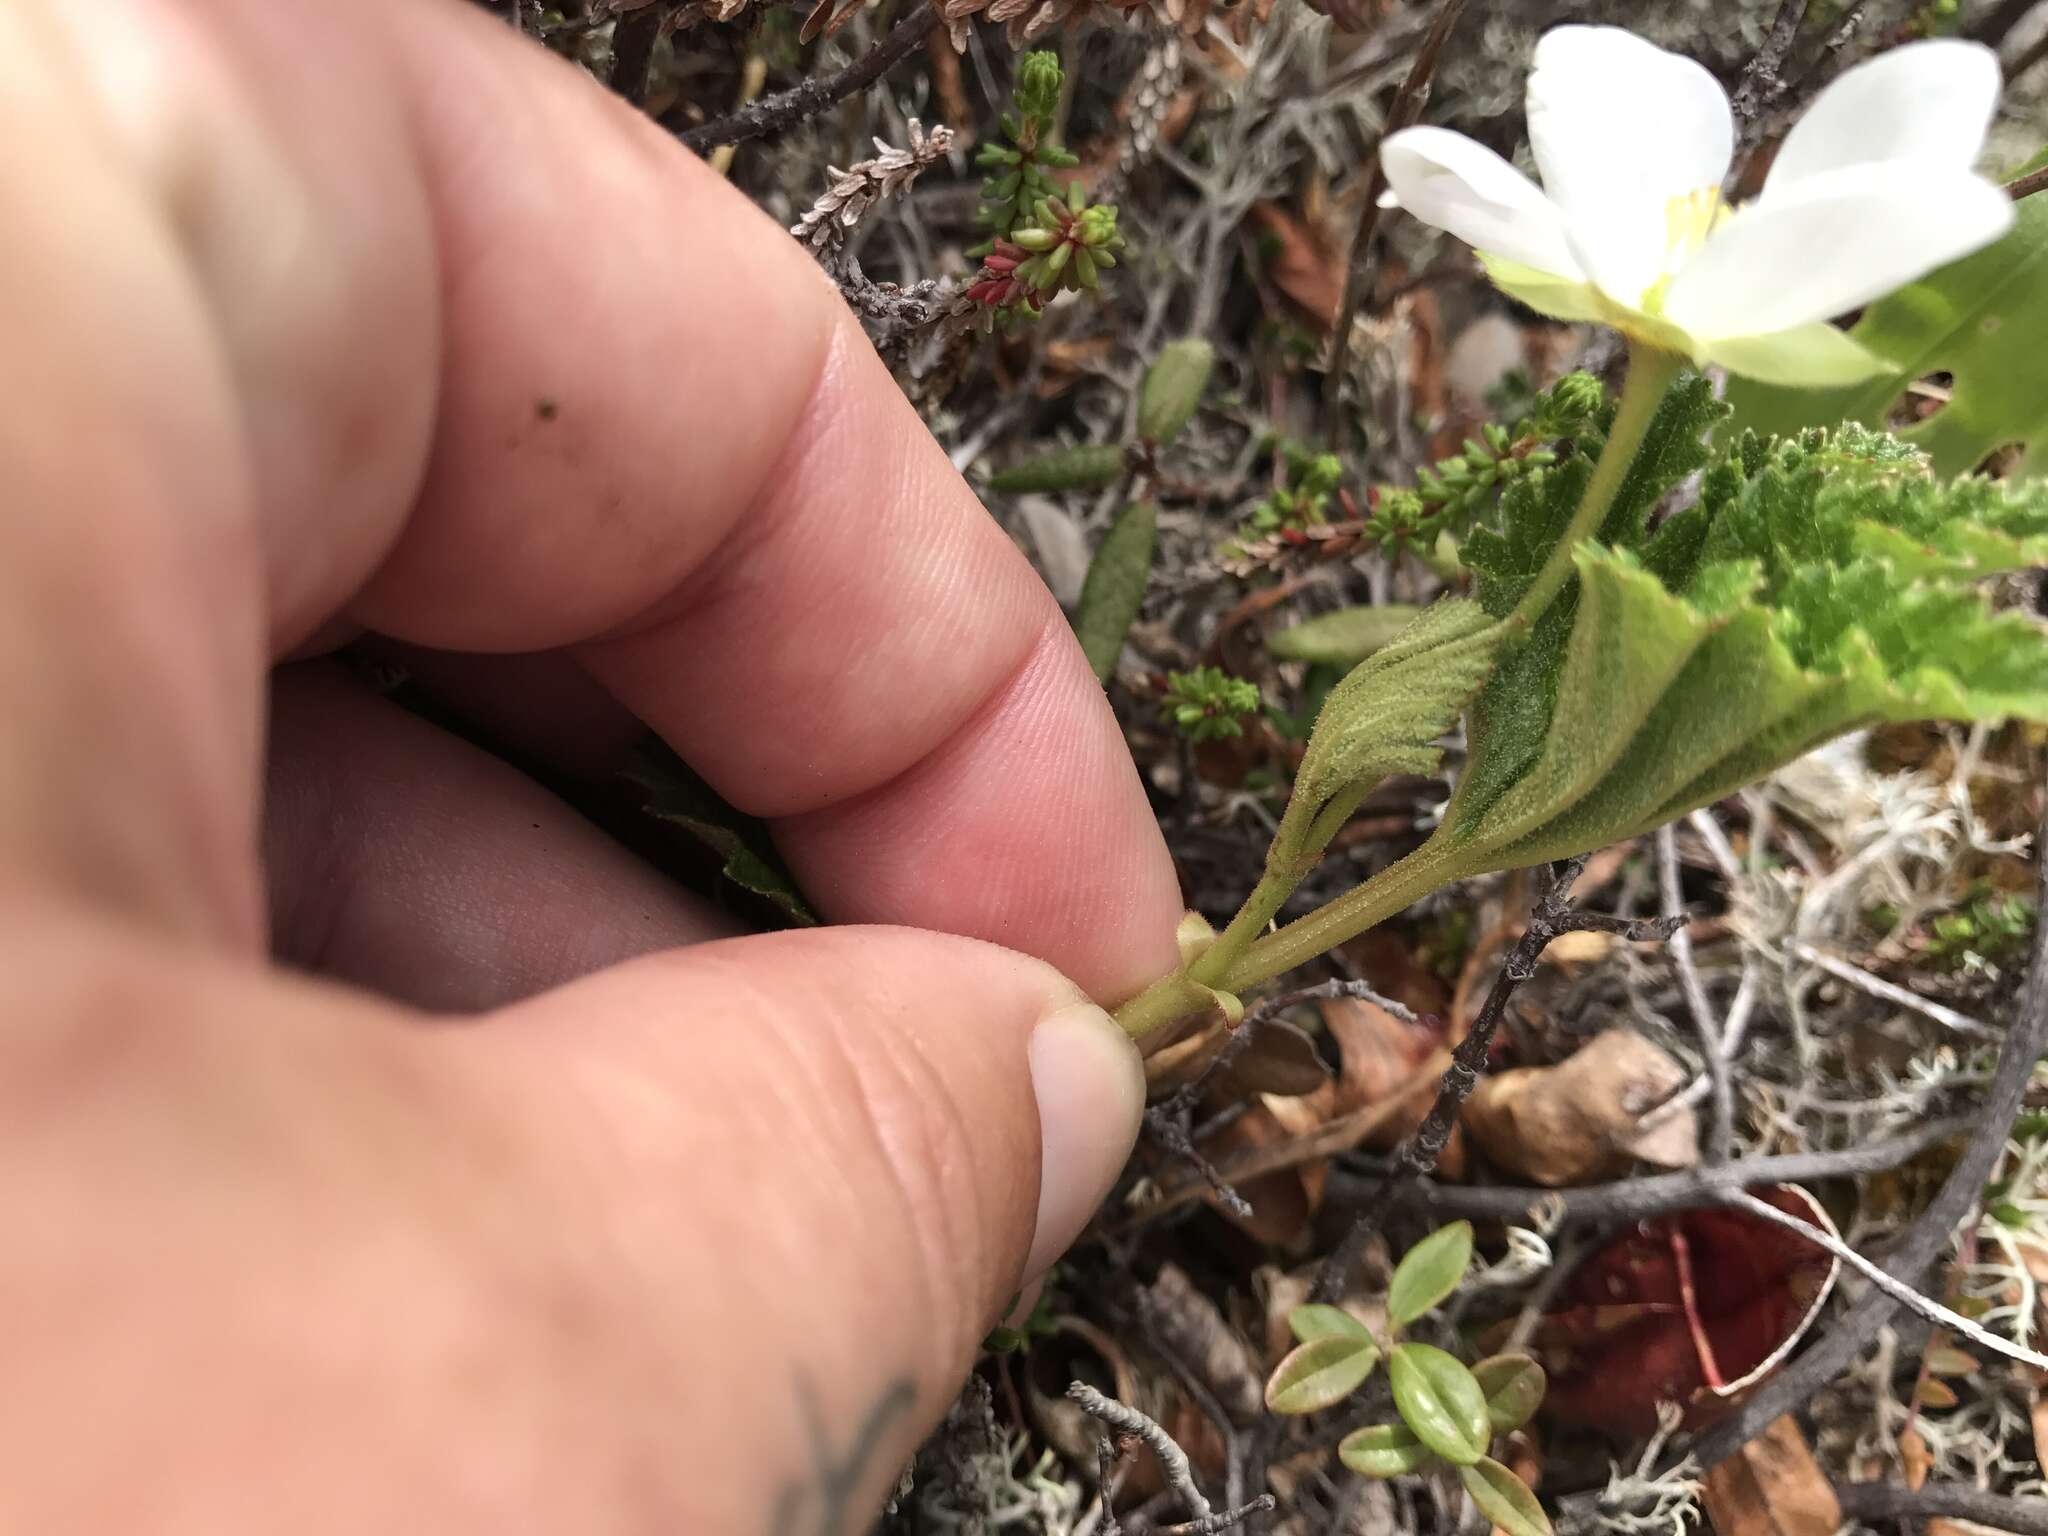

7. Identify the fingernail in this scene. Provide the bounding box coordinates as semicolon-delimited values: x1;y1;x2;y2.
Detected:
1023;1001;1145;1281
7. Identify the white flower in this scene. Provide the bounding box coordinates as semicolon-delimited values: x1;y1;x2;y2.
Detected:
1380;28;2014;386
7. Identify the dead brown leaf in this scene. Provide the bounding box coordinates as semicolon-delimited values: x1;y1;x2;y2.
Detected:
1899;1426;1933;1492
1195;1099;1325;1247
1121;1047;1450;1233
1144;1265;1264;1425
1144;1016;1331;1100
1246;201;1345;331
1463;1029;1697;1186
1318;995;1442;1146
1701;1415;1842;1536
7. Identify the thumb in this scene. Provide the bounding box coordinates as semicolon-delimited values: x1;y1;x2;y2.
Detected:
472;925;1144;1531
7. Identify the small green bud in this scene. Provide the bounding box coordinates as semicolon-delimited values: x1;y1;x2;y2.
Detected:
1161;666;1262;743
1546;370;1604;421
1075;204;1120;248
1014;51;1064;124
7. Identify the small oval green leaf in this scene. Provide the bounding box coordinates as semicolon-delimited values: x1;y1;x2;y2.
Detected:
1264;1334;1381;1416
1289;1304;1374;1346
1338;1421;1437;1479
1071;501;1157;682
1136;338;1214;445
1268;604;1425;666
1471;1353;1546;1433
1388;1343;1489;1465
1387;1221;1474;1327
1458;1457;1552;1536
987;442;1125;494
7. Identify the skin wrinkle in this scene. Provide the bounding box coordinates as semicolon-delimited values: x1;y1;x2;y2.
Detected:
583;315;1046;821
777;626;1181;1001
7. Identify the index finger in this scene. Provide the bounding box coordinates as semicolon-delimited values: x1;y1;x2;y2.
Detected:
18;0;1181;999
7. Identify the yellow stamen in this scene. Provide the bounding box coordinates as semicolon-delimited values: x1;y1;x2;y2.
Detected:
1642;185;1731;314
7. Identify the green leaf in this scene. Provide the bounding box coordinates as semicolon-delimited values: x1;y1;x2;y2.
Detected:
987;443;1125;493
1071;502;1156;681
1289;1304;1375;1345
1470;1354;1546;1433
1268;604;1426;666
1329;410;2048;928
1387;1221;1474;1328
1288;601;1504;850
1388;1343;1490;1465
1137;338;1215;445
1264;1334;1381;1415
1338;1422;1437;1479
1459;1458;1553;1536
1724;164;2048;478
621;744;818;927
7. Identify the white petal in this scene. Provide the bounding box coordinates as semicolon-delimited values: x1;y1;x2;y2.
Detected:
1526;26;1732;302
1699;323;1890;388
1380;127;1582;278
1765;39;2000;196
1664;163;2014;339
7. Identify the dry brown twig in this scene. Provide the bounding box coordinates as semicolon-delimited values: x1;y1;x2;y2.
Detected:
1729;0;1810;157
790;119;956;253
1319;0;1468;446
787;118;959;329
1833;1478;2048;1536
680;0;938;152
1311;854;1683;1304
1139;975;1425;1218
1330;1111;1977;1226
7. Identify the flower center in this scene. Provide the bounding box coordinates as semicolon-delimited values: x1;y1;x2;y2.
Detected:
1641;185;1729;314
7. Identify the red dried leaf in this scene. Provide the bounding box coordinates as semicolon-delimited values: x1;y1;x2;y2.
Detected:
1524;1186;1840;1436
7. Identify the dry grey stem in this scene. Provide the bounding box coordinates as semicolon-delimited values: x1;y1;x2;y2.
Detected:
1067;1382;1211;1520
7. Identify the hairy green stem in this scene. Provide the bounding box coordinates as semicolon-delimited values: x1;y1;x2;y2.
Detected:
1189;871;1293;989
1114;970;1218;1038
1509;340;1683;627
1218;844;1458;994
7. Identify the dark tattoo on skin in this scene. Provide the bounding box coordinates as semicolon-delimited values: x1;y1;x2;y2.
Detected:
769;1373;916;1536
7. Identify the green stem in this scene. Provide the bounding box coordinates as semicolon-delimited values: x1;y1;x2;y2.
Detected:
1508;341;1683;629
1113;970;1216;1038
1216;843;1458;996
1113;342;1686;1038
1189;872;1293;989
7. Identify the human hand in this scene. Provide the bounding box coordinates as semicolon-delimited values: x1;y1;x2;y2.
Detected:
0;2;1182;1529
